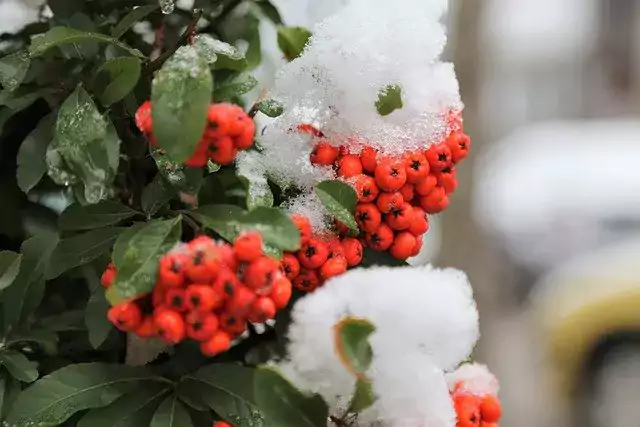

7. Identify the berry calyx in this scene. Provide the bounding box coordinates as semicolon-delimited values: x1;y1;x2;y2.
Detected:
404;152;429;183
353;174;380;203
425;143;452;172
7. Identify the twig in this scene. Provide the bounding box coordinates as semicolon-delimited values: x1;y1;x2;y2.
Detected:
329;416;348;427
248;88;269;118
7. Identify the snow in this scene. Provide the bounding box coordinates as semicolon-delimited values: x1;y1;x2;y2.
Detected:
446;363;500;396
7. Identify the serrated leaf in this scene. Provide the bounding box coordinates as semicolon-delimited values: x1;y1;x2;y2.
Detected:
254;367;328;427
193;35;247;70
107;217;181;304
1;232;58;334
152;46;212;164
214;74;258;101
95;57;141;105
334;317;376;377
48;86;121;204
112;5;159;38
151;394;193;427
0;351;38;383
347;378;376;413
0;251;21;291
85;289;113;349
0;369;21;420
17;112;55;193
5;363;166;426
30;26;144;58
376;84;403;116
78;385;169;427
256;99;284;118
277;26;312;61
47;227;125;279
142;175;174;217
59;201;138;231
0;50;30;91
316;180;358;230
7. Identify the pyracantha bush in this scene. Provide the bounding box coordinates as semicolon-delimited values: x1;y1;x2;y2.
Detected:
0;0;500;426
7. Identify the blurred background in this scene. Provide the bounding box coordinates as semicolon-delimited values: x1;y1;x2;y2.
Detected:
3;0;640;425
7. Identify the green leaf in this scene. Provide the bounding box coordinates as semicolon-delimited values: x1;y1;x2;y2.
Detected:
347;379;376;413
95;57;142;105
277;26;312;61
316;180;358;230
238;169;273;211
0;369;21;420
190;205;246;242
78;385;169;427
59;201;138;231
0;251;21;291
47;227;125;279
152;149;203;196
254;367;329;427
376;84;403;116
17;112;55;193
0;351;38;383
30;26;144;58
245;13;262;71
1;232;58;334
142;175;174;217
334;317;376;377
254;0;283;24
0;50;30;91
151;394;193;427
5;363;166;426
107;217;181;304
152;46;212;164
48;86;121;204
256;99;284;118
214;74;258;101
193;35;247;70
85;288;113;349
6;329;58;355
112;5;159;38
111;222;146;268
360;247;409;267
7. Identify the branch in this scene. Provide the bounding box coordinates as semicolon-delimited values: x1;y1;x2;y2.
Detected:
248;88;269;118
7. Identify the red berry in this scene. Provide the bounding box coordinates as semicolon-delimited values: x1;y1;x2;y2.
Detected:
342;237;363;267
353;174;379;203
374;160;407;191
297;123;323;137
185;141;209;167
356;203;382;233
225;285;256;317
270;275;292;309
235;125;255;150
213;422;232;427
376;191;403;214
454;395;482;427
404;152;429;183
248;296;277;323
425;143;452;172
280;253;301;280
337;155;363;178
108;302;142;332
365;223;394;251
293;268;321;292
389;231;417;260
411;235;423;257
186;311;219;342
218;243;238;270
135;101;153;134
446;131;471;164
200;330;232;356
154;309;186;344
480;395;502;423
360;146;378;173
399;183;414;202
134;316;157;338
409;207;429;236
419;187;448;214
219;312;247;336
152;286;166;307
208;136;237;165
233;231;263;262
158;254;187;288
101;263;116;289
319;257;348;280
186;245;222;283
291;214;312;245
327;239;346;260
185;284;224;312
385;202;413;231
414;173;438;196
298;238;329;269
244;257;279;294
164;288;188;312
437;167;458;194
212;268;239;299
334;220;351;236
310;142;339;166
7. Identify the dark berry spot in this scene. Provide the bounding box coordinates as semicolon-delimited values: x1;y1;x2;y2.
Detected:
305;246;317;259
171;296;183;307
193;251;204;265
224;282;234;296
438;153;448;162
411;160;421;170
363;189;371;197
390;168;399;177
357;212;370;222
192;321;202;331
170;261;181;274
190;296;201;307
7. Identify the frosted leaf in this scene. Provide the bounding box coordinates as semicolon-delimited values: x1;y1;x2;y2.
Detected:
236;151;274;210
193;34;243;61
158;0;175;14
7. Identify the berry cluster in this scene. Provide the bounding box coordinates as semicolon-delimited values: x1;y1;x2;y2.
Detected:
451;384;502;427
102;232;292;357
306;121;470;261
135;101;255;167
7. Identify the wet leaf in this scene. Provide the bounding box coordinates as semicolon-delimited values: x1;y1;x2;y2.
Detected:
0;50;30;91
17;112;55;193
316;180;358;230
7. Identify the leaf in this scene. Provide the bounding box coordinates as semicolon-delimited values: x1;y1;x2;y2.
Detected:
254;0;283;24
59;201;138;231
152;46;213;164
5;363;166;426
238;174;273;211
253;367;329;427
376;84;403;116
152;149;203;196
151;394;193;427
0;369;21;420
0;251;21;291
277;26;312;61
316;180;358;230
78;385;169;427
360;247;409;267
29;26;144;58
0;50;30;91
46;227;125;280
112;5;159;38
6;329;58;355
347;379;376;414
17;112;55;193
142;175;174;217
48;86;121;204
245;13;262;71
0;351;38;383
85;289;113;349
95;57;142;105
214;74;258;101
107;217;181;304
1;232;59;334
193;35;247;70
256;99;284;118
111;222;146;268
190;205;246;241
334;317;376;377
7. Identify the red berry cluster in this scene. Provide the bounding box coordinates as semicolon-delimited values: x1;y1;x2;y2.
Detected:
305;119;470;261
451;384;502;427
102;232;292;357
135;101;255;167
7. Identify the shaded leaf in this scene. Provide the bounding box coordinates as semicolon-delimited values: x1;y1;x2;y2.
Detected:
316;180;358;230
244;12;262;70
256;99;284;118
85;289;113;349
6;329;58;355
0;351;38;383
254;0;283;24
347;378;376;413
0;251;21;291
376;84;403;116
0;50;30;91
112;5;159;38
0;369;21;420
95;57;142;105
59;201;138;231
360;247;409;267
17;112;55;193
5;363;166;426
152;149;203;196
37;310;85;331
151;394;193;427
142;174;174;217
334;317;375;377
152;46;212;164
30;26;144;58
277;26;311;61
214;74;258;101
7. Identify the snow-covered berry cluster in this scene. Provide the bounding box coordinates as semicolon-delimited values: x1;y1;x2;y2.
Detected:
447;363;503;427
